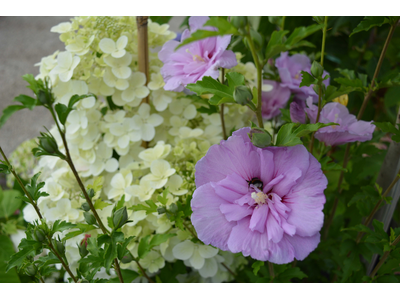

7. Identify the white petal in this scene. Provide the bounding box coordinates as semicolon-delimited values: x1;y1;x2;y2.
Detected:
199;258;218;278
105;158;119;172
118;135;130;149
112;49;126;58
135;86;150;99
147;114;163;127
190;250;205;269
59;70;73;82
138;103;150;117
116;36;128;50
183;105;197;120
57;51;72;69
112;66;132;79
111;173;125;189
141;124;155;141
198;245;219;259
99;38;116;54
115;79;129;91
172;240;194;260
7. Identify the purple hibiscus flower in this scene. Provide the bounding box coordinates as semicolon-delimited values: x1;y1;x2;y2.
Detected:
261;80;291;120
303;98;376;146
275;52;330;102
158;16;237;92
191;127;327;264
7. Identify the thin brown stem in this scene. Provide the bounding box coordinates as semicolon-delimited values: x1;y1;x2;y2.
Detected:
220;68;227;140
114;257;124;283
39;277;45;283
221;262;237;278
47;240;78;283
370;234;400;278
183;222;198;239
0;146;43;219
135;259;154;283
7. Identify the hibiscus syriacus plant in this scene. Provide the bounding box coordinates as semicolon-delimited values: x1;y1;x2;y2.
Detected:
1;15;400;284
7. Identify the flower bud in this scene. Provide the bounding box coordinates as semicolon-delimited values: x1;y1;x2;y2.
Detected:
78;242;89;258
231;16;247;29
234;86;253;105
25;264;37;277
53;240;65;256
121;252;134;264
112;207;128;230
38;135;59;154
248;128;272;148
87;188;95;199
310;61;324;78
37;89;53;106
33;228;46;243
157;206;167;215
81;202;90;212
83;211;97;226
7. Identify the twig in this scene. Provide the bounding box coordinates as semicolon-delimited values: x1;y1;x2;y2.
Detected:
370;234;400;278
220;68;227;140
135;259;154;283
268;261;275;279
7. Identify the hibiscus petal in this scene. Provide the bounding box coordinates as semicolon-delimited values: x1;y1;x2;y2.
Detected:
249;204;269;234
220;203;252;222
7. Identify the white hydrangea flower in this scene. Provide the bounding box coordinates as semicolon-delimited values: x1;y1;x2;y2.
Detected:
88;77;114;96
166;174;188;196
183;104;197;120
50;22;72;33
66;35;95;56
53;80;91;105
160;236;181;262
177;127;204;140
202;125;223;145
113;72;149;107
142;159;175;189
126;177;155;202
44;198;80;222
130;103;163;142
108;169;133;201
148;72;165;91
99;36;129;58
126;210;147;226
104;52;132;79
34;51;59;80
103;68;129;91
50;51;80;82
172;240;219;271
43;178;65;202
138;141;171;168
150;89;172;112
23;198;49;223
139;251;165;273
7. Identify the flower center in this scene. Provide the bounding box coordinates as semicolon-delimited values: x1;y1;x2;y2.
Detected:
186;49;205;62
251;191;268;205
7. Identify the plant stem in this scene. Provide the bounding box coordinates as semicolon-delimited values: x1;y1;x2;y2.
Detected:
49;107;124;283
246;24;263;128
39;277;45;283
324;21;397;239
268;262;275;279
281;16;286;31
134;259;154;283
0;146;43;219
220;68;227;140
309;16;328;154
221;262;237;277
47;239;78;283
370;233;400;278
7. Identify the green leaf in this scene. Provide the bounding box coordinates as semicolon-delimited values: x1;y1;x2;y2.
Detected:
187;77;233;100
129;200;157;214
324;85;358;102
94;199;111;210
177;17;238;49
350;16;390;37
137;235;151;259
299;71;317;87
149;233;176;248
22;74;42;95
0;188;22;219
285;24;324;47
149;16;172;24
109;269;139;283
320;157;347;172
275;123;336;147
157;188;169;206
13;94;37;109
63;224;97;241
52;220;76;234
373;122;400;142
68;94;93;108
104;243;117;273
334;77;364;88
265;30;289;59
0;105;26;129
252;261;264;276
225;72;245;88
6;246;36;272
54;103;72;125
0;235;20;282
275;267;307;283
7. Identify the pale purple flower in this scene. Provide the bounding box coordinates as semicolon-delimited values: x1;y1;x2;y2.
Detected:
303;98;376;146
192;127;327;264
290;97;307;123
275;52;329;102
159;16;237;92
261;80;291;120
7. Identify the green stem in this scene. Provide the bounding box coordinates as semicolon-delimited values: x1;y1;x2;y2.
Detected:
268;262;275;279
324;21;397;239
134;258;154;283
47;238;78;283
220;68;227;140
309;16;328;154
246;24;263;128
281;16;286;31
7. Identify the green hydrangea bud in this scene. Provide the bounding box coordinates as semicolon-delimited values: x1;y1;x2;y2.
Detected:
81;202;90;212
248;128;272;148
310;61;324;78
231;16;247;29
25;264;37;277
112;207;128;230
234;86;253;105
33;228;46;243
83;211;97;226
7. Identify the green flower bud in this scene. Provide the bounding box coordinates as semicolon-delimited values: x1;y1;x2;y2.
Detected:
25;264;37;277
54;240;65;256
157;206;167;215
38;89;53;106
112;207;128;230
234;86;253;105
33;228;46;243
81;202;90;212
87;188;95;199
121;252;134;264
38;135;59;154
248;128;272;148
78;242;89;258
83;211;97;226
231;16;247;29
310;61;324;78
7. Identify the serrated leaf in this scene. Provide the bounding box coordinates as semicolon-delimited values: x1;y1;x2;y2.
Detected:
275;123;336;147
265;30;289;59
350;16;390;37
187;76;233;100
275;267;307;282
104;243;117;273
94;199;111;210
137;235;151;259
320;156;347;172
225;72;245;87
0;105;26;129
68;94;93;108
299;71;317;87
54;103;72;125
13;94;37;110
335;77;364;88
285;24;324;47
149;233;176;248
252;261;264;276
0;235;20;282
0;189;22;219
6;247;36;272
52;220;76;234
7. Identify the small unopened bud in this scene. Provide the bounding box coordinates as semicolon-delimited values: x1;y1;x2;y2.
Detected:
234;86;253;105
54;240;65;256
33;228;46;243
248;128;272;148
310;61;324;78
78;243;89;258
38;89;53;106
157;206;167;215
87;188;95;199
112;207;128;230
83;212;97;226
81;202;90;212
25;264;37;277
231;16;248;29
38;135;59;154
121;252;134;264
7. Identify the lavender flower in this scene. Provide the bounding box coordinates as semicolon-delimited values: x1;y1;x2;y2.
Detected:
261;80;291;120
159;16;237;92
191;128;327;263
304;98;376;146
276;52;329;102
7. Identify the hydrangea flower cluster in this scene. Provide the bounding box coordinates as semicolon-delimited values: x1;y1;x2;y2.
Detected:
16;16;254;282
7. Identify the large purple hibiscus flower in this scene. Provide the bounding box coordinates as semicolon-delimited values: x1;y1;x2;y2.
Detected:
158;16;237;92
191;127;327;264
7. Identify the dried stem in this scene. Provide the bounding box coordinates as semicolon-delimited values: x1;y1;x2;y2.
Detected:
324;22;397;239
